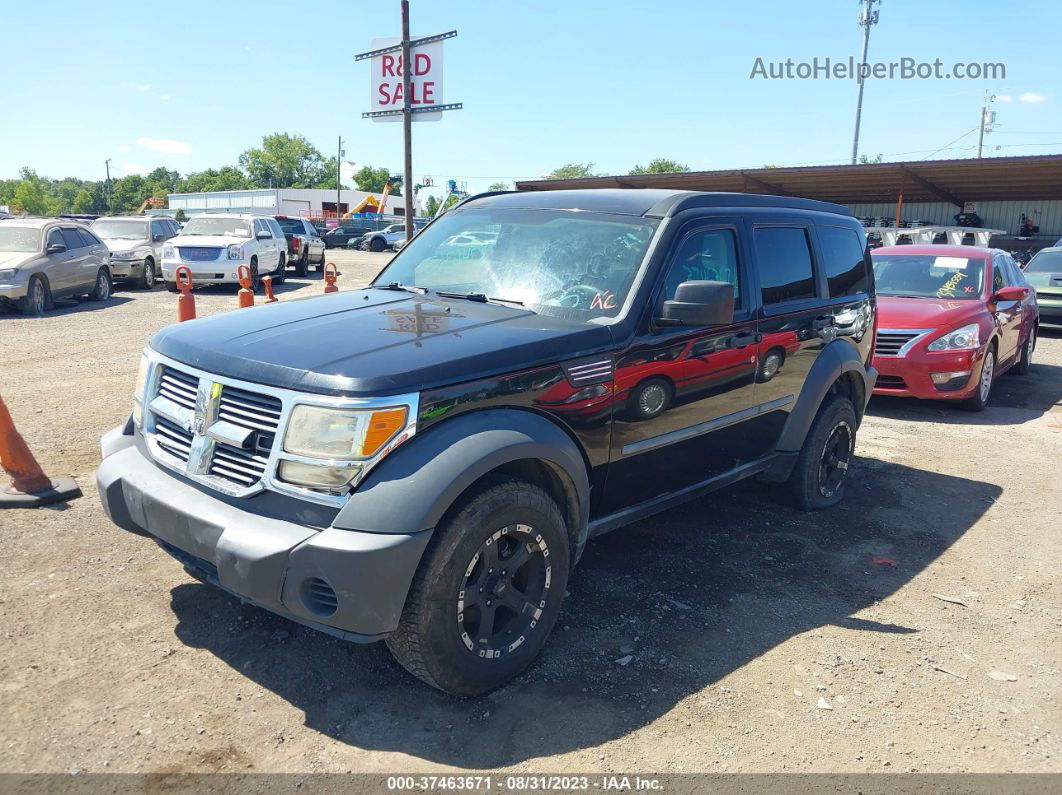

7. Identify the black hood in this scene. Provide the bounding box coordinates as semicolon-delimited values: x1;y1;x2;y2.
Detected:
150;288;613;396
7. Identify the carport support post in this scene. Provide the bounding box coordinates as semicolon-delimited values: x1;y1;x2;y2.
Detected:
401;0;414;240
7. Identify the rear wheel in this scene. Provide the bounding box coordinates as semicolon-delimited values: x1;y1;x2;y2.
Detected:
628;378;671;421
294;250;308;277
783;394;857;511
18;275;50;316
87;267;112;301
248;258;260;293
139;257;156;290
963;346;995;412
386;475;570;696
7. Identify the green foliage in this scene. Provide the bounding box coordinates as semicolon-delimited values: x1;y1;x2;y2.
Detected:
238;133;333;189
424;194;441;217
352;165;401;196
628;158;690;175
179;167;252;193
545;163;596;180
174;208;187;222
858;153;884;164
488;182;510;191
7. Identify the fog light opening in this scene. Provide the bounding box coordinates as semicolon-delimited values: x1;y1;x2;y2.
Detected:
301;577;338;617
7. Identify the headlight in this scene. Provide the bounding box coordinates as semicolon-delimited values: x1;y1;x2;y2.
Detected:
227;244;242;260
0;268;17;282
132;353;151;425
283;405;408;459
163;244;175;259
927;323;980;352
111;250;136;259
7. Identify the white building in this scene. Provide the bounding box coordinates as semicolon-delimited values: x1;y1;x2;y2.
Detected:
166;188;417;219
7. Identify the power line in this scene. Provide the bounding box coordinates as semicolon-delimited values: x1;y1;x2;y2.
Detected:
923;127;980;161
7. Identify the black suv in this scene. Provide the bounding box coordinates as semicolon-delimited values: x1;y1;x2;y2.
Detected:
97;189;877;695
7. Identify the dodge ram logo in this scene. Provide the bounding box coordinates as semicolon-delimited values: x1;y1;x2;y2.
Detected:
193;415;206;435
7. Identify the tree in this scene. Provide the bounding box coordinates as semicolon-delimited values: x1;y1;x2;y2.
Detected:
544;163;596;180
174;208;187;222
628;158;690;175
238;133;333;188
110;175;149;214
11;178;58;215
71;188;95;214
351;165;401;196
424;195;441;217
178;167;252;193
858;153;883;164
488;182;510;191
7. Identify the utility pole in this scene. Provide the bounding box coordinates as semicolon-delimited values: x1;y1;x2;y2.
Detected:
104;158;112;213
401;0;413;240
850;0;881;165
336;135;344;220
976;91;996;158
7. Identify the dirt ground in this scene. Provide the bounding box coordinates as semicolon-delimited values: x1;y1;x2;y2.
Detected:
1;249;1059;775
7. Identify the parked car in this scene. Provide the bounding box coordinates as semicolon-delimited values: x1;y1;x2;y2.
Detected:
0;218;112;315
161;214;285;292
275;216;326;277
97;189;876;695
359;223;407;252
1021;246;1062;329
870;245;1038;410
91;216;179;289
322;225;372;249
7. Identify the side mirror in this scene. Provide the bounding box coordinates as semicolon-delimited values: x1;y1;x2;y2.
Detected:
153;233;165;242
256;230;271;240
660;281;735;327
46;243;66;255
993;286;1028;302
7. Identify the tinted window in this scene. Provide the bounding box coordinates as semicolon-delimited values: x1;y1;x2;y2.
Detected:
77;228;100;247
268;219;284;238
150;220;166;239
46;229;64;250
819;226;869;297
275;217;304;234
661;228;741;308
754;227;816;305
992;258;1005;291
60;228;84;249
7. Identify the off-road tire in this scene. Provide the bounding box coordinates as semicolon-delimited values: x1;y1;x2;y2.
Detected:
386;475;571;696
783;394;858;511
963;345;996;412
87;267;112;301
18;274;50;316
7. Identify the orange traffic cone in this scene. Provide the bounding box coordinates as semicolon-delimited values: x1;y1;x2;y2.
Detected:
237;265;255;308
0;395;81;508
175;266;196;322
262;275;278;303
324;262;338;294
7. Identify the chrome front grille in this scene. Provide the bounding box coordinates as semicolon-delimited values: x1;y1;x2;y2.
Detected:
874;329;930;357
158;367;198;411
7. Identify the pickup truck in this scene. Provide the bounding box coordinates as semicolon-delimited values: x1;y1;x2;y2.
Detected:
357;223;407;252
98;188;877;695
275;216;326;276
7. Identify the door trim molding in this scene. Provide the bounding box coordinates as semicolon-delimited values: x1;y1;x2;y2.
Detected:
621;394;794;457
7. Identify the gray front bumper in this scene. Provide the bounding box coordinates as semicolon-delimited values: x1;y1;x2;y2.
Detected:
108;259;145;278
96;429;432;641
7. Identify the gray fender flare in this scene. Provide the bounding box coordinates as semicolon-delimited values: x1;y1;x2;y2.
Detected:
333;408;591;552
775;341;874;454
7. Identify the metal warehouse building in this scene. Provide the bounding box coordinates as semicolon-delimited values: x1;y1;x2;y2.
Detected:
166;188;414;219
516;154;1062;252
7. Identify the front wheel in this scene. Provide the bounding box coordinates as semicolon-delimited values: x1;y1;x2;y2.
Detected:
1012;332;1034;375
783;395;857;511
386;475;571;696
87;267;112;301
272;254;286;284
139;258;156;290
963;347;995;412
370;237;386;252
18;274;50;316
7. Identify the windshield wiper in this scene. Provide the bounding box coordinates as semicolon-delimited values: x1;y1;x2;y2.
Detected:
435;290;525;307
377;282;428;294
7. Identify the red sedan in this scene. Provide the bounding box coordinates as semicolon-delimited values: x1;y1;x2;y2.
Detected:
870;245;1038;411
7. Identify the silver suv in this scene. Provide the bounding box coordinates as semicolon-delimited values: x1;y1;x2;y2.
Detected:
0;218;112;315
91;216;179;289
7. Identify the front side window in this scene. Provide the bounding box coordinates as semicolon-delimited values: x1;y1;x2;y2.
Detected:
755;227;817;305
819;226;869;298
872;254;986;300
181;217;251;238
992;258;1006;291
375;207;659;322
660;228;741;309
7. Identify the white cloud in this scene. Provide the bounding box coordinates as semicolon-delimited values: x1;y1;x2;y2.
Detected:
136;136;191;154
996;94;1012;103
116;144;130;153
118;162;149;176
1019;92;1046;103
134;83;152;92
159;94;171;101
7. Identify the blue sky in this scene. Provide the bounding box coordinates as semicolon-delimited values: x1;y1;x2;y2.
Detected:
1;0;1059;202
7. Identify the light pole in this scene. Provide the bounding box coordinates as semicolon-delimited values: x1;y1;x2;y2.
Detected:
850;0;881;165
976;91;996;158
337;136;344;220
104;158;112;213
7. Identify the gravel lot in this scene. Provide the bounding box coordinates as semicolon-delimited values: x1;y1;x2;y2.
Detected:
1;248;1059;774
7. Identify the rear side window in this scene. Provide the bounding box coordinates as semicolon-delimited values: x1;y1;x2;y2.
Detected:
76;228;100;247
818;226;869;297
754;227;817;305
60;228;84;249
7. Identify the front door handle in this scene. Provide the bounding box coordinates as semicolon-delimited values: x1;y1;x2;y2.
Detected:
812;315;836;330
725;331;761;349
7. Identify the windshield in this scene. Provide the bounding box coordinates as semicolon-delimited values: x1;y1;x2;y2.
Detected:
872;254;986;300
1024;250;1062;274
275;218;304;234
0;226;41;252
91;219;147;240
374;208;659;321
180;217;251;238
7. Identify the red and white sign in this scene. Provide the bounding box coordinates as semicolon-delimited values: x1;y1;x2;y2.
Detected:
370;36;444;122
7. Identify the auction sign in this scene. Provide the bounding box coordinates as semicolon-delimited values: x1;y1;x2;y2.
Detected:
369;36;444;122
